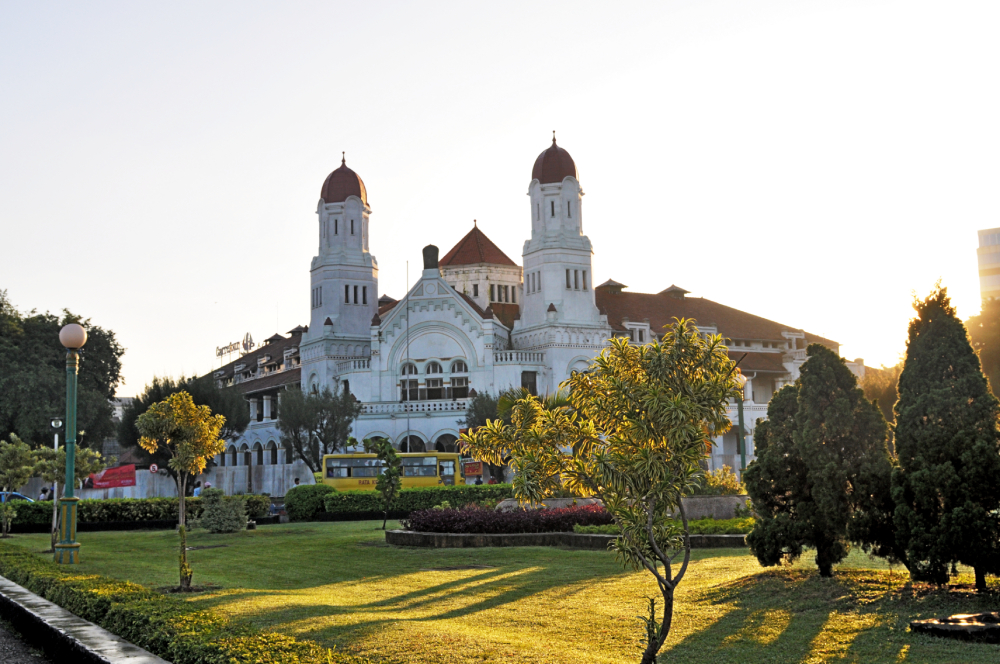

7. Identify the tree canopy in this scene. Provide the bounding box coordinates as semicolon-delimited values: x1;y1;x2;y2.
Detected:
276;385;362;472
965;296;1000;397
463;320;741;664
0;290;124;447
892;285;1000;590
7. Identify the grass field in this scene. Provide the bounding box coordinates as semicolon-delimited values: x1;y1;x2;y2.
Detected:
5;522;998;663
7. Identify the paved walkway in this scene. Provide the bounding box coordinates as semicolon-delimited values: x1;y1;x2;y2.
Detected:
0;619;53;664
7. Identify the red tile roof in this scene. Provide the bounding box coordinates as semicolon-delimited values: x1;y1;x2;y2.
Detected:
729;351;788;373
594;287;838;349
490;303;520;330
440;224;517;267
210;329;305;392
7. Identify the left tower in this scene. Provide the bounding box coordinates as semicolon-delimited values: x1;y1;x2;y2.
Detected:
300;155;378;392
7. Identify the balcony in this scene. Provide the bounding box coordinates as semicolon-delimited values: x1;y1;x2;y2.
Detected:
337;358;371;374
361;399;469;415
495;351;545;365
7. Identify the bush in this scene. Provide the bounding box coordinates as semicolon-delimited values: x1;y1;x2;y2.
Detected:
689;466;746;496
574;517;754;536
200;489;246;533
0;541;373;664
323;484;512;518
9;494;273;527
402;504;612;534
284;484;337;521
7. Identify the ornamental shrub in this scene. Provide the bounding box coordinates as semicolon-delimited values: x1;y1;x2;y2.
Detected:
200;489;246;533
402;504;612;534
0;541;373;664
574;517;754;536
10;494;273;528
323;484;512;518
284;484;337;521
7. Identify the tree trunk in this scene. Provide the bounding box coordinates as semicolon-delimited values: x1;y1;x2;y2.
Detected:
975;565;987;593
178;524;193;591
178;476;186;528
639;590;674;664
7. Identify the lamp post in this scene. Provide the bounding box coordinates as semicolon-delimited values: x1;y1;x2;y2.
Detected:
55;323;87;564
49;417;63;553
735;375;748;476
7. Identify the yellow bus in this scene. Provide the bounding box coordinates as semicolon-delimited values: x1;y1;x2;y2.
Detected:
321;453;466;490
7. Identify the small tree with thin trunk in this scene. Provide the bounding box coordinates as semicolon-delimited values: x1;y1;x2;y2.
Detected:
136;391;225;590
34;446;110;552
463;321;741;664
360;437;402;529
0;435;36;537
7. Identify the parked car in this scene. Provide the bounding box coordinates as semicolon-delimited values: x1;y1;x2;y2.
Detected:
0;492;34;503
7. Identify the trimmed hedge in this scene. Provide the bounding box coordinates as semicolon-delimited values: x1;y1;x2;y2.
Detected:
8;495;271;528
323;484;512;519
402;504;612;534
0;541;373;664
574;517;754;536
284;484;337;522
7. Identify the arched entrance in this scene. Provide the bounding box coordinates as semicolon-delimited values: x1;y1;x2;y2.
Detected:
434;434;458;453
399;435;426;453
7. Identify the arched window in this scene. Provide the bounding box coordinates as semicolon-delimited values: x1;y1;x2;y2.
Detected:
253;442;263;466
451;360;468;373
401;363;417;375
426;362;442;374
218;450;226;467
400;435;425;453
283;441;293;464
229;446;238;467
435;434;458;453
267;441;278;465
240;443;250;467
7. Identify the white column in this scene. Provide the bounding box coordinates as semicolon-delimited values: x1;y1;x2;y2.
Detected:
249;398;258;421
263;395;272;420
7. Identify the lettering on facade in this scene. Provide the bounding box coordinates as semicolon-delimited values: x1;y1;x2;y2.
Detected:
216;333;255;359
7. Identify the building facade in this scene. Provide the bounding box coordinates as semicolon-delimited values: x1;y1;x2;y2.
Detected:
212;137;863;480
978;227;1000;301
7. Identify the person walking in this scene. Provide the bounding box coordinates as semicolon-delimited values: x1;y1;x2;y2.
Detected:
192;481;202;497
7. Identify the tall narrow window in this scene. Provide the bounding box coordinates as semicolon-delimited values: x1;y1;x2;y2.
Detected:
574;270;579;290
490;284;495;301
362;286;367;305
353;285;359;304
473;284;479;297
504;285;509;302
582;270;587;290
551;200;555;217
334;219;338;235
351;219;355;235
537;272;541;290
566;269;571;289
345;285;350;304
568;201;571;218
536;203;540;220
512;286;516;303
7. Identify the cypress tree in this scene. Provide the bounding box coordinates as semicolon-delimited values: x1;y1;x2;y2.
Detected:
746;344;892;577
892;286;1000;590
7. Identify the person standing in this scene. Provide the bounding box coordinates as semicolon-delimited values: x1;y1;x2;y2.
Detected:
192;481;202;497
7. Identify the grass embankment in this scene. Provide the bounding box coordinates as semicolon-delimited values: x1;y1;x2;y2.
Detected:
4;523;997;663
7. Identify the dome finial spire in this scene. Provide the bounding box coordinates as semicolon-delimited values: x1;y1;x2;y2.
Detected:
473;218;477;226
341;151;346;166
552;130;556;145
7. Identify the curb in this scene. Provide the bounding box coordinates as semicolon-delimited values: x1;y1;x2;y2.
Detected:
385;530;748;548
0;575;170;664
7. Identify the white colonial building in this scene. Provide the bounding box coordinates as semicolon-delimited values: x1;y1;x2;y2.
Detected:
211;137;864;483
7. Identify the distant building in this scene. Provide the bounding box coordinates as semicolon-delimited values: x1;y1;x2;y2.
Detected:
977;227;1000;301
208;137;864;479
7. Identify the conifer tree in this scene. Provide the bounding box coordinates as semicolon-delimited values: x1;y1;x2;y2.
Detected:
892;286;1000;590
746;345;893;577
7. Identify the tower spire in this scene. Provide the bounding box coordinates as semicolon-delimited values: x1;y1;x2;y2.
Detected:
341;151;346;166
552;130;556;145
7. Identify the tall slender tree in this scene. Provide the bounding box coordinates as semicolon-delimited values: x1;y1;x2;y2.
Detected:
892;286;1000;590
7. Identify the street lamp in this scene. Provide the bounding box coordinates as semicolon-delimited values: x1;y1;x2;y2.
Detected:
55;323;86;564
735;374;748;476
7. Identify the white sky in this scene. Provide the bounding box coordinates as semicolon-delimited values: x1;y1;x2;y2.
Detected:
2;1;997;396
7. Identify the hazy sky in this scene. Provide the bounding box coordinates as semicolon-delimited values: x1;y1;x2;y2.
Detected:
2;1;997;396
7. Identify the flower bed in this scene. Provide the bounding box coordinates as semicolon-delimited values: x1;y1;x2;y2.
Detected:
401;504;613;534
0;541;372;664
319;484;513;521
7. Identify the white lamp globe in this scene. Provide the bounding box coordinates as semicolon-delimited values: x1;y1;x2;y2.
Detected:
59;323;88;349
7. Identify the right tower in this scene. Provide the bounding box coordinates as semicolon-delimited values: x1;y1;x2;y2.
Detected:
520;134;602;327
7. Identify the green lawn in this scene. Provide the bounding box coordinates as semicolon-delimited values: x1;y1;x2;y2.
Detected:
5;522;998;663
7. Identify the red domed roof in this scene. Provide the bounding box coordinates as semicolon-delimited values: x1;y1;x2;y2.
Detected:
320;154;367;205
532;134;577;184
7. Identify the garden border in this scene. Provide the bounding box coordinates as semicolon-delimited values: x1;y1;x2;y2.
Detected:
385;530;747;549
0;574;169;664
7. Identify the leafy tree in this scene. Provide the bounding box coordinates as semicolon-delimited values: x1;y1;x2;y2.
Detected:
136;391;226;591
276;386;362;472
461;391;506;482
34;446;111;552
0;290;124;447
745;344;894;577
463;321;741;664
118;375;249;492
361;437;403;530
966;296;1000;397
892;286;1000;591
0;435;36;537
689;465;745;496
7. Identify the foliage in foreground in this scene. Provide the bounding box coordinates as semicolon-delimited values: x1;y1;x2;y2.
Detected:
688;465;745;496
463;321;742;664
322;484;514;519
0;540;373;664
6;495;270;527
361;437;402;530
893;285;1000;589
402;504;613;534
199;488;247;533
285;483;338;521
575;517;754;536
745;345;900;577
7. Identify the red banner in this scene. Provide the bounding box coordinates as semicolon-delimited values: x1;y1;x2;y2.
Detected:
89;464;137;489
463;461;483;476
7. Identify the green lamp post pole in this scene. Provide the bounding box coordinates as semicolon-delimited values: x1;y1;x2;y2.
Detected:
737;394;747;474
55;323;87;564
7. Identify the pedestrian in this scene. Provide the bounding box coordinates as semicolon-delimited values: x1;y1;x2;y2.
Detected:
474;476;483;486
487;476;497;485
294;477;300;486
192;481;202;497
38;487;49;501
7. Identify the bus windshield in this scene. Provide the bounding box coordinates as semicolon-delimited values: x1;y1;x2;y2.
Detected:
401;456;437;477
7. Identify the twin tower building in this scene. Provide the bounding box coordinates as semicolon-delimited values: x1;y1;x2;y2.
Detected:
301;137;613;451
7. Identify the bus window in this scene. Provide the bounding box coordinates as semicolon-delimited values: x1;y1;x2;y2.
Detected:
439;459;456;485
402;456;437;477
327;458;384;478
